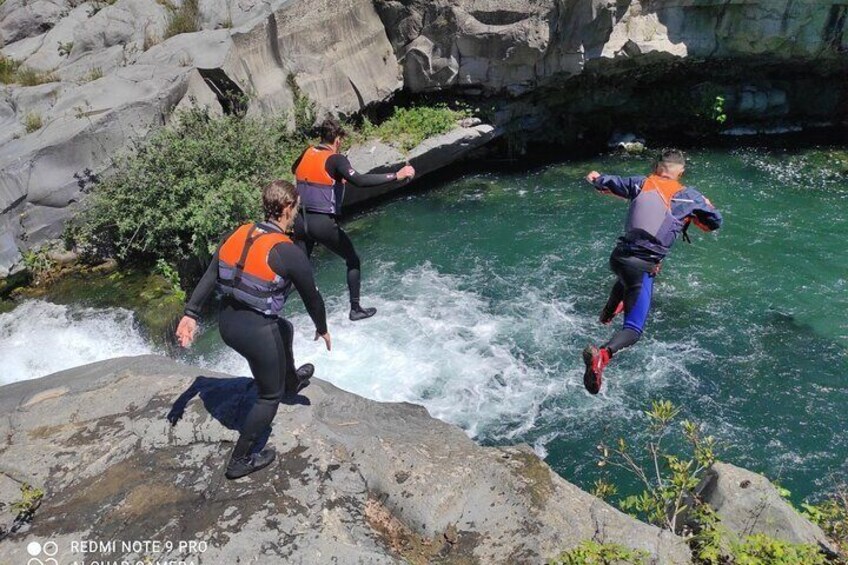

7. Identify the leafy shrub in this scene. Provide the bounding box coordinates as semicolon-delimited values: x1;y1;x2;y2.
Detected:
597;399;716;533
803;485;848;555
549;540;648;565
731;534;826;565
164;0;200;39
68;107;303;266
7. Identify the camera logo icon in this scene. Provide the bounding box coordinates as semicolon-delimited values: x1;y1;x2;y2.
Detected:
26;540;58;565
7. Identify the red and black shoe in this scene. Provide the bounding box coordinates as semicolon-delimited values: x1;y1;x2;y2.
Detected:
599;301;625;325
582;346;611;395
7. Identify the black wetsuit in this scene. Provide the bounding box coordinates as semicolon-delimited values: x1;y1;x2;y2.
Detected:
291;149;398;308
184;223;327;461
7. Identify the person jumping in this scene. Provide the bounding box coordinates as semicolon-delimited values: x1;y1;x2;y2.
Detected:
582;149;723;394
292;118;415;321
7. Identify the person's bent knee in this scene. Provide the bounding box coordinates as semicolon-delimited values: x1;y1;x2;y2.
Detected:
257;391;283;404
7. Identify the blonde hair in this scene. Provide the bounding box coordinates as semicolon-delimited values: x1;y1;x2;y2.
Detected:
262;180;298;220
655;149;686;178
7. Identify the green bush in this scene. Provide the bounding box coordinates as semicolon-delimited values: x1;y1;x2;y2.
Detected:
352;104;467;153
549;540;648;565
802;486;848;556
68;107;303;266
731;534;826;565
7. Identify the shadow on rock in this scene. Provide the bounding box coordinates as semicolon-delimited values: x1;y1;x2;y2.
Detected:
166;376;310;454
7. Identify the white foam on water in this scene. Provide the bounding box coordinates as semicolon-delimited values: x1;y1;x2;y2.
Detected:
208;263;578;441
0;300;154;385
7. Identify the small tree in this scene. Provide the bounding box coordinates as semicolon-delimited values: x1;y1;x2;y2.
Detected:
596;400;716;533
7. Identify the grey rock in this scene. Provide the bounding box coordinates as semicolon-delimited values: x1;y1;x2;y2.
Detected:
698;462;839;554
0;0;68;45
0;355;692;563
344;123;500;206
0;66;191;276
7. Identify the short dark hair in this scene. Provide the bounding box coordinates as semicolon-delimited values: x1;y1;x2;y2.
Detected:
319;117;346;144
659;148;686;167
262;179;298;220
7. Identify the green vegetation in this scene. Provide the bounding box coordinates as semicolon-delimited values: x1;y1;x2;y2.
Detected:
68;106;302;266
593;399;839;564
596;400;716;533
24;111;43;133
2;483;45;540
549;540;648;565
354;104;466;153
711;95;727;124
0;55;56;86
22;248;56;280
164;0;200;39
287;73;316;137
155;258;185;301
10;484;44;516
803;486;848;554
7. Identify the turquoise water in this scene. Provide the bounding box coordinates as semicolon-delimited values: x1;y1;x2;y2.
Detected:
3;144;846;503
262;145;847;502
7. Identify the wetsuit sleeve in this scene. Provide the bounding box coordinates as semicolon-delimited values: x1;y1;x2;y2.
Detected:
268;244;328;335
184;250;219;320
675;187;723;231
592;175;645;200
327;154;398;187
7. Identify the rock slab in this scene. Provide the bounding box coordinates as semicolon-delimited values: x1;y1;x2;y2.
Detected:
0;355;692;564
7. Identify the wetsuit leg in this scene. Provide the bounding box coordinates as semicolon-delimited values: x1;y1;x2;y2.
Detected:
277;318;301;396
218;300;287;460
292;212;315;258
602;280;626;315
603;251;656;355
302;212;362;306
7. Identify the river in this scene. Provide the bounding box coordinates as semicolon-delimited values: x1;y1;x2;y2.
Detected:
2;144;846;501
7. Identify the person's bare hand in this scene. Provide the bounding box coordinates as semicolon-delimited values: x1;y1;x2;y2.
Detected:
315;331;332;351
175;315;198;348
397;165;416;181
585;171;601;183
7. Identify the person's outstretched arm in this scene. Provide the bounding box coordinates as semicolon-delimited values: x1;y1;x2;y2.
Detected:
585;171;645;200
675;187;722;231
328;154;414;188
268;243;331;350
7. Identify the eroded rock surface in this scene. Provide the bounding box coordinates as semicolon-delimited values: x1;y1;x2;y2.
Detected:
1;0;846;275
0;355;692;564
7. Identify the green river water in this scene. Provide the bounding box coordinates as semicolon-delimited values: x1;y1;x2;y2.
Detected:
3;143;846;502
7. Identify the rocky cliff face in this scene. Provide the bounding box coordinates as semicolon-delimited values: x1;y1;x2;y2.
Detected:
1;0;846;274
0;355;693;564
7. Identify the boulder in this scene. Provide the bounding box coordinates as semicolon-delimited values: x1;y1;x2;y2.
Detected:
0;0;69;45
345;123;500;205
0;66;191;277
0;355;692;563
698;462;839;554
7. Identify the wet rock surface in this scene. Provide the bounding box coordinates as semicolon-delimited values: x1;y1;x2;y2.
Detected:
0;355;692;564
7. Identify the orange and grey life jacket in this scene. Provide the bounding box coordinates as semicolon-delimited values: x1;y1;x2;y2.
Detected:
294;146;345;214
624;175;686;255
217;223;292;316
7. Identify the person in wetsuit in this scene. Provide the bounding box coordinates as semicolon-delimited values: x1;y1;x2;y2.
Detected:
582;149;723;395
292;118;416;321
175;180;331;479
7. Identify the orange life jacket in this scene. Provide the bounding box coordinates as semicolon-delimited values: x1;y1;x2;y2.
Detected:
217;223;292;316
294;146;345;214
624;174;686;253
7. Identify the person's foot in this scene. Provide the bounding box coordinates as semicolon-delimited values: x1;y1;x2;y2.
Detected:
293;363;314;395
349;305;377;321
225;448;276;480
599;301;625;325
582;346;611;395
